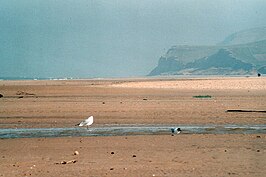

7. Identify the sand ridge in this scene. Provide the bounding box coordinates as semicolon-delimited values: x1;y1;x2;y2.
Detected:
110;77;266;90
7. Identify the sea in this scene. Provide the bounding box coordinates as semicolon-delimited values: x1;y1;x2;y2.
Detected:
0;74;261;81
0;77;86;81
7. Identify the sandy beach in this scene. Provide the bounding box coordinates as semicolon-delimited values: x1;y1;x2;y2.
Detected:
0;77;265;176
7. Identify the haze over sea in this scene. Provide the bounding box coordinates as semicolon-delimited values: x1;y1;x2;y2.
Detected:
1;0;266;79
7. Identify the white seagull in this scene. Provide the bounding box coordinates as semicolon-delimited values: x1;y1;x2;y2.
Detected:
76;116;94;129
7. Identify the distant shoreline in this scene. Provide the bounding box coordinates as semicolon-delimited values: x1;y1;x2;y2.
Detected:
0;74;262;81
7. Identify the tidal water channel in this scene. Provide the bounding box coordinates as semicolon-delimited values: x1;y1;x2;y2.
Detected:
0;124;265;139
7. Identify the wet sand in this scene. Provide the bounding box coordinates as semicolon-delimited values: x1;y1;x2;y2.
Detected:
0;77;266;176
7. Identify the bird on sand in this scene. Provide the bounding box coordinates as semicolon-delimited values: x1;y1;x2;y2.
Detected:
76;116;94;129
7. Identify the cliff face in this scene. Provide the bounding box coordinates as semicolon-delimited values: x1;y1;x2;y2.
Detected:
219;27;266;45
186;49;253;71
149;56;184;76
149;27;266;76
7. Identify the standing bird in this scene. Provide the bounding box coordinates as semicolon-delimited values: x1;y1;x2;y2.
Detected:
171;127;182;135
76;116;94;129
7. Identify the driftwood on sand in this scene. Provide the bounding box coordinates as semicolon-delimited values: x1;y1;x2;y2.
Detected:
226;110;266;113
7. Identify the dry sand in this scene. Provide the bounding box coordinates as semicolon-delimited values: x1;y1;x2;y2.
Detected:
0;77;265;176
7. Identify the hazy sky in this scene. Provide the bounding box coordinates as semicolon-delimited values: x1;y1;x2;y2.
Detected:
1;0;266;78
